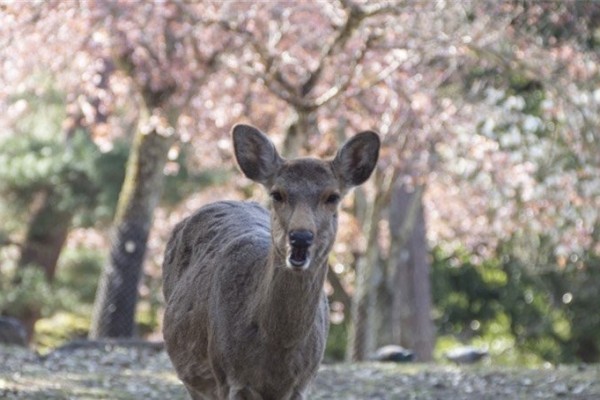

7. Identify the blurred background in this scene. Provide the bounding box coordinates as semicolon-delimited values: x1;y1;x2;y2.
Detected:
0;1;599;366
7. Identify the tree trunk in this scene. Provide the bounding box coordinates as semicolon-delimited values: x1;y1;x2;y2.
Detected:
347;222;380;361
387;181;435;361
89;121;173;338
347;170;395;361
18;190;73;280
282;109;320;158
15;190;73;341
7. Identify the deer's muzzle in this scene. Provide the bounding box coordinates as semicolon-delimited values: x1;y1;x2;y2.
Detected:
287;230;314;270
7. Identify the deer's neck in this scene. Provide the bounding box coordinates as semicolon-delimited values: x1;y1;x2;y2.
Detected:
254;251;327;347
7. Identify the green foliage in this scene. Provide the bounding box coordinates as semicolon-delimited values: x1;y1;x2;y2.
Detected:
432;247;505;339
136;304;160;338
9;80;66;139
552;253;600;362
76;139;130;226
0;247;104;320
136;272;164;337
511;2;600;50
55;247;105;306
0;77;131;235
0;135;64;205
35;312;90;352
0;267;59;318
0;245;106;348
39;248;107;350
325;322;349;362
432;238;600;365
1;248;106;350
0;132;129;231
161;143;231;207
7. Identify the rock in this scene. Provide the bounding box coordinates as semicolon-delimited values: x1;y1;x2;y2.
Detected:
371;345;414;362
445;346;488;364
553;382;569;396
0;317;27;347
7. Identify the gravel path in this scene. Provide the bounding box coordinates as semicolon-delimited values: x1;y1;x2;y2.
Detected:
1;344;599;399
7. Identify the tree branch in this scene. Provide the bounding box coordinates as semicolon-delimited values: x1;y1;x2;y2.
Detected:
313;32;376;107
327;267;352;314
300;1;364;96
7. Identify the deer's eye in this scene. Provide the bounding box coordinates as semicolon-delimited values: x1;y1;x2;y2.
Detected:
270;190;284;203
325;193;341;205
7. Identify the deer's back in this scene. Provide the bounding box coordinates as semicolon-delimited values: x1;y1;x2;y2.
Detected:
163;200;270;301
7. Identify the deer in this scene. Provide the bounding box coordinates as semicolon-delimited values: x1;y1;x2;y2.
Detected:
162;124;380;399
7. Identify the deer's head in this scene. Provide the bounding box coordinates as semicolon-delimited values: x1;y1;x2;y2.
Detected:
233;124;379;271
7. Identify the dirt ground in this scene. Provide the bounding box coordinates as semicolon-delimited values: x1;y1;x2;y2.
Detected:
1;344;599;399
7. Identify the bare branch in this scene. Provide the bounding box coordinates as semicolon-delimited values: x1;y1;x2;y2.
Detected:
300;0;371;96
312;32;375;107
213;17;313;108
348;58;402;98
205;2;399;111
327;267;352;314
361;0;404;18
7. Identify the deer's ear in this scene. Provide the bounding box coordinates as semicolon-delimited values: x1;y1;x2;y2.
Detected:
332;131;380;189
232;124;283;186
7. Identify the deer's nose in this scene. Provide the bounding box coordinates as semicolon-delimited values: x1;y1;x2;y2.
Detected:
288;230;314;248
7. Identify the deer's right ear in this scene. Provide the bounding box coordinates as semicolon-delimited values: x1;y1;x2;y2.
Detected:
232;124;283;186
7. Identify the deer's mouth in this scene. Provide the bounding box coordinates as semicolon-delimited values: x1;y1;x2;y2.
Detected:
287;245;311;270
286;229;315;270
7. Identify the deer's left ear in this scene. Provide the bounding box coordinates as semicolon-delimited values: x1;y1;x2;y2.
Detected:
332;131;380;189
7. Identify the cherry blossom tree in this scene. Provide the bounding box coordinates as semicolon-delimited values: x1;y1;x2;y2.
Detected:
1;0;599;361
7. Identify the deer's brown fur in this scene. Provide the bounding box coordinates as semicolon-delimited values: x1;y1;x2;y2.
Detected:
162;124;379;399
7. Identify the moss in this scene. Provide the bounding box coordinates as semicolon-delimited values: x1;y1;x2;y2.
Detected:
34;312;90;353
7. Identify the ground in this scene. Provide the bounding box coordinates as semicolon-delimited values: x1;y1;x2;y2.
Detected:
1;344;599;399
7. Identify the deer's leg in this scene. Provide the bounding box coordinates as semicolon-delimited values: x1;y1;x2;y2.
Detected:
228;386;263;400
208;358;249;400
184;383;214;400
178;363;218;400
289;388;306;400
